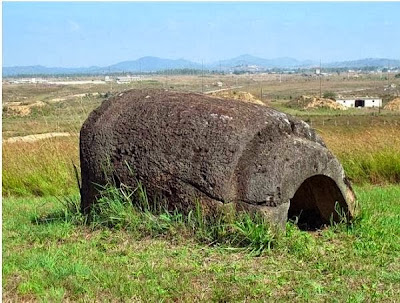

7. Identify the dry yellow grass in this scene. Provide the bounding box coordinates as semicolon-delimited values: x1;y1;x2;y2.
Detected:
320;125;400;154
2;124;399;197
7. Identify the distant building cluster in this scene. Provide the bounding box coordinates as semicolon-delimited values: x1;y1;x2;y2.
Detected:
5;75;152;86
8;78;48;84
115;75;141;84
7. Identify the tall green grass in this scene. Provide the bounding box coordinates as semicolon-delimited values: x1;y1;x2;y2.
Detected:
339;148;400;184
34;180;277;255
322;126;400;185
2;136;80;197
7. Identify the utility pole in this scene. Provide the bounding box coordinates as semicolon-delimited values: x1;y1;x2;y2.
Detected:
201;60;204;93
109;66;113;92
165;66;168;88
139;60;142;88
319;59;322;98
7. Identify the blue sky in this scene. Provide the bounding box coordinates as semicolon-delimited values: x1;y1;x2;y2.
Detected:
3;2;400;67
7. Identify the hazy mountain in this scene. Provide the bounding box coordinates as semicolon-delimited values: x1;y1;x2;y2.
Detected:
2;65;101;76
2;60;203;76
3;57;201;76
214;54;316;68
324;58;400;68
106;56;201;72
3;56;400;76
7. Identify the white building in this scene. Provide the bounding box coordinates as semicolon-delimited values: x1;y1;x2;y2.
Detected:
336;97;382;108
116;76;141;84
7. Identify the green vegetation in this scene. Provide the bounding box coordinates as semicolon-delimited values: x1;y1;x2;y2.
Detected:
2;136;80;197
3;186;400;301
322;91;337;99
340;148;400;184
321;126;400;185
36;180;277;256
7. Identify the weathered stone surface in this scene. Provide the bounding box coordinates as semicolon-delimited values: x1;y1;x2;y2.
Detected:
80;89;356;228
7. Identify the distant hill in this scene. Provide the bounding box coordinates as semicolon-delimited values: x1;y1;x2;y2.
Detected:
3;56;400;76
3;57;201;76
325;58;400;68
3;65;101;76
106;56;201;72
214;54;316;68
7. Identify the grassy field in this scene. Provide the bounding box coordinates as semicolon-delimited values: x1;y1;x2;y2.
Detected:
3;119;399;197
2;136;80;196
3;186;400;302
2;77;400;301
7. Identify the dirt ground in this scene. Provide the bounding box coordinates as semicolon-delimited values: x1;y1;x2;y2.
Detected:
2;73;400;138
4;132;72;143
3;101;46;116
209;90;265;106
288;95;347;110
384;97;400;111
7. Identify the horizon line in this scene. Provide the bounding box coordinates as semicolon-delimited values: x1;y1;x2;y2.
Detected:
3;55;400;69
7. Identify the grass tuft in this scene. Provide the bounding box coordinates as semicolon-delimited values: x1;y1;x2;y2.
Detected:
34;181;277;254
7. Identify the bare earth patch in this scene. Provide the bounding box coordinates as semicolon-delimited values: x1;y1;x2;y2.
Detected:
384;97;400;111
50;92;100;103
210;90;265;106
289;95;347;110
4;132;72;143
4;101;46;116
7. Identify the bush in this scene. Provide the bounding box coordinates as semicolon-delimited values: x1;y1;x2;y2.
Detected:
323;91;337;99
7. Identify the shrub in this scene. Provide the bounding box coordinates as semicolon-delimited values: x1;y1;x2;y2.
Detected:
323;91;337;99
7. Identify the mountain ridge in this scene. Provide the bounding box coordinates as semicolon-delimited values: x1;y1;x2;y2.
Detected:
3;56;400;76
